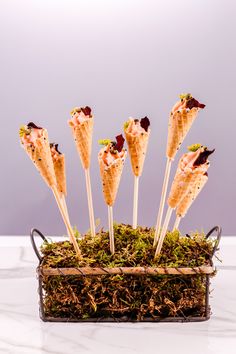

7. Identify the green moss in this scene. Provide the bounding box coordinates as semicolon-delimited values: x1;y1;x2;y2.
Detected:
41;224;215;268
40;224;216;321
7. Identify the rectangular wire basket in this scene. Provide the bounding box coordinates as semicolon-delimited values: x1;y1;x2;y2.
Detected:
31;226;221;323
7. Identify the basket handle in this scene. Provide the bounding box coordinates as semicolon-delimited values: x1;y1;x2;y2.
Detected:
30;228;48;261
205;226;222;257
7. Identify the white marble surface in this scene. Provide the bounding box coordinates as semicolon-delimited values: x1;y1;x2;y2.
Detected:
0;236;235;354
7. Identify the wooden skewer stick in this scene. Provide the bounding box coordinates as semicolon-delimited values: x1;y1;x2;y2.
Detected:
53;190;68;229
60;194;73;243
84;169;93;232
51;185;81;257
85;168;96;237
108;205;115;254
133;176;139;229
153;158;172;246
61;194;69;220
173;215;181;231
154;206;173;258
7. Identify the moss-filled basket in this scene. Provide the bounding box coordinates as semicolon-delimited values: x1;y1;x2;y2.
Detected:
30;224;221;323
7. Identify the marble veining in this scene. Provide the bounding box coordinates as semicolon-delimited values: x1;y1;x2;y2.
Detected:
0;237;235;354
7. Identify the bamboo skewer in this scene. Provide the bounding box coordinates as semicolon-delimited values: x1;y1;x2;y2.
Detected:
51;185;81;257
61;195;69;220
60;194;73;242
84;169;92;233
133;176;139;229
153;158;172;246
124;117;150;230
85;168;96;237
108;205;115;254
173;215;181;231
154;206;173;258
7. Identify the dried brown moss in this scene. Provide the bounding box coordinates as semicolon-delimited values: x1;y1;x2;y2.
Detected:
39;224;217;321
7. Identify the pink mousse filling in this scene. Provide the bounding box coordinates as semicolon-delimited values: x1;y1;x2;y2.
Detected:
50;146;60;161
68;111;90;127
126;119;146;136
99;145;126;167
21;128;43;146
179;148;209;174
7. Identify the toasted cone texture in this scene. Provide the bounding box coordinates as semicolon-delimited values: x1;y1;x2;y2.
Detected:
23;130;57;188
125;129;150;176
168;168;204;209
53;154;67;196
99;156;126;206
166;108;198;160
70;118;94;169
176;174;208;217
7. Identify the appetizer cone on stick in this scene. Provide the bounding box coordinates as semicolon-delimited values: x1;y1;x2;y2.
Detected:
68;106;95;237
154;145;214;258
20;123;57;188
173;146;209;231
98;135;127;254
50;143;67;196
50;143;72;241
154;94;205;246
19;123;81;257
124;117;150;229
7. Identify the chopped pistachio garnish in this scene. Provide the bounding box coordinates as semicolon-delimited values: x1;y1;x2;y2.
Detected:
188;143;202;152
70;107;80;116
98;139;111;146
19;125;30;138
179;93;192;101
123;121;129;130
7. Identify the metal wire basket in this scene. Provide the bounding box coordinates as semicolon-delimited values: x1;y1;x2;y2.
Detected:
30;226;221;323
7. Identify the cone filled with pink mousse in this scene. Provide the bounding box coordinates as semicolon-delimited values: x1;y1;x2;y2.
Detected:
155;144;214;258
154;94;206;245
124;117;150;229
19;122;81;257
172;144;210;230
68;106;95;237
98;134;127;254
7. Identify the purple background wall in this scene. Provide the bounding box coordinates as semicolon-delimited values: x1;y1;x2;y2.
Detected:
1;0;235;235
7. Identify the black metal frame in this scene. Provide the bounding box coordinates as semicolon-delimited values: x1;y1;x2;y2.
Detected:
30;226;222;323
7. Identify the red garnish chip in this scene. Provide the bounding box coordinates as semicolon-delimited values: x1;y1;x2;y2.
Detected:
50;143;62;155
194;149;215;166
186;98;205;110
140;117;150;132
27;122;42;129
114;134;125;152
81;106;92;116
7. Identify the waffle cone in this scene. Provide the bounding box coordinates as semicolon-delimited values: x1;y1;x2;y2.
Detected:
99;156;126;206
71;118;93;169
24;130;57;188
125;130;150;176
166;108;198;160
176;174;208;217
168;168;203;209
53;154;67;196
